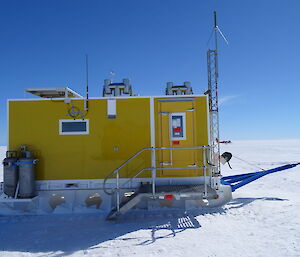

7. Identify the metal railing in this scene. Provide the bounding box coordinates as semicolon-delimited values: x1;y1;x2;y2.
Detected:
103;146;212;212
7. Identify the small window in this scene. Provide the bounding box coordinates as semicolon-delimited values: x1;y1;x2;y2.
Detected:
170;113;186;140
107;99;117;119
59;119;89;135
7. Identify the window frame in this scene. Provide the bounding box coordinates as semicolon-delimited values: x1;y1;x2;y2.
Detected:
59;119;89;135
169;112;186;140
107;99;117;119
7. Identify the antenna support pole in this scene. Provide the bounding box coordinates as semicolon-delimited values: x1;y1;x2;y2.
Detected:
84;54;89;111
214;10;217;29
207;11;221;175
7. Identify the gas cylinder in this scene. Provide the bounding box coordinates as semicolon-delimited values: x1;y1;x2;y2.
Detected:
18;147;36;198
3;151;18;197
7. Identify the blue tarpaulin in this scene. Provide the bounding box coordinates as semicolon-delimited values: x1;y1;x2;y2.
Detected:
221;163;299;192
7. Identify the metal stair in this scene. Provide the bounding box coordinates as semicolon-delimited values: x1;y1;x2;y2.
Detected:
103;146;212;220
107;190;151;220
106;183;211;220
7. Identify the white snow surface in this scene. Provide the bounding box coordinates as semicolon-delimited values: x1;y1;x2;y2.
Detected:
0;146;6;181
0;140;300;257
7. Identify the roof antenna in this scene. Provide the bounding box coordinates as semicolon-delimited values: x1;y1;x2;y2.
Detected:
84;54;89;111
207;11;229;48
110;70;116;83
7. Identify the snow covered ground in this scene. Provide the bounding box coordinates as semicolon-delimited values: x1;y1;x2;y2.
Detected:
0;146;6;182
0;140;299;257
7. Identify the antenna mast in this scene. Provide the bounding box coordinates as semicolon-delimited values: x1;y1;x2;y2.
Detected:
84;54;89;111
214;10;218;50
207;11;224;175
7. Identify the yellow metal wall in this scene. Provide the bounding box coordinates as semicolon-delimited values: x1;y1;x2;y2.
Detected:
9;98;151;180
8;96;208;180
154;97;209;177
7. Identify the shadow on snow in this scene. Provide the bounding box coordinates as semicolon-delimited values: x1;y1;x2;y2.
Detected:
0;209;217;256
226;197;288;209
0;197;286;256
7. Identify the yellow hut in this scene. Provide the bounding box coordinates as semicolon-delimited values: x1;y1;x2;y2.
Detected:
2;80;232;217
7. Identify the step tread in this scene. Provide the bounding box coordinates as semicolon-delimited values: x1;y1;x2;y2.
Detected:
107;184;208;220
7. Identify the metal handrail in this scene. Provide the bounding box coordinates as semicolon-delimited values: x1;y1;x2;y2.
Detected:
103;146;210;195
119;165;206;189
103;147;152;194
104;147;152;180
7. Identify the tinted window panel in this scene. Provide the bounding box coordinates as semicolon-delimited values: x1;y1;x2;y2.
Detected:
171;115;184;138
62;122;87;132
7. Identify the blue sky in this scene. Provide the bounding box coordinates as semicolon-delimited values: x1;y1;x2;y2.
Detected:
0;0;299;145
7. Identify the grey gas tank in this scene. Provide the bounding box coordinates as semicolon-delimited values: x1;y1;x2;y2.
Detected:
3;151;18;197
18;150;36;198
